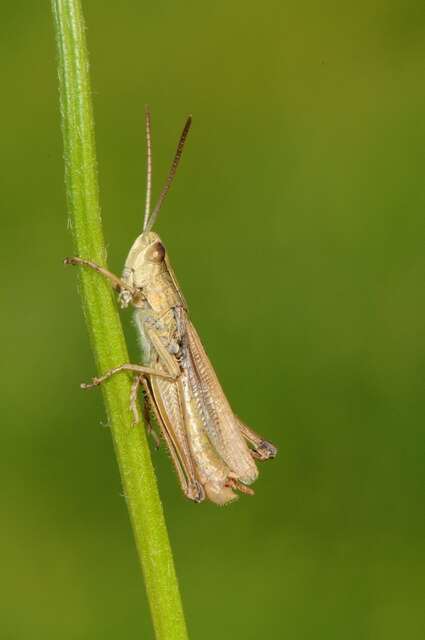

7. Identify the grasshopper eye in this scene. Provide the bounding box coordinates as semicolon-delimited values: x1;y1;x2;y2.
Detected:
147;241;166;263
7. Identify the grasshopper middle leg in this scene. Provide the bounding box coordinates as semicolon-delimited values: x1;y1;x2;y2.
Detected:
81;363;177;389
83;365;174;446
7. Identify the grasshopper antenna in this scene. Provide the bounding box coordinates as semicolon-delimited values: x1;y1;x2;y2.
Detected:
144;114;192;233
143;106;153;232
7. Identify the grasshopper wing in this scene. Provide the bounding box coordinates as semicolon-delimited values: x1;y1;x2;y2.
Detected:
184;320;277;481
183;320;264;486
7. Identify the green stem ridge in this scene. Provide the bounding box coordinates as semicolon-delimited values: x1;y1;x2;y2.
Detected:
51;2;189;638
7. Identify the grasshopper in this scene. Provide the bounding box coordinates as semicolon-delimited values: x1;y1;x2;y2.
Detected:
66;109;277;505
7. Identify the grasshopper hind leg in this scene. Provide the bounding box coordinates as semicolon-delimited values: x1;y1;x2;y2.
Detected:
141;378;205;503
235;416;278;461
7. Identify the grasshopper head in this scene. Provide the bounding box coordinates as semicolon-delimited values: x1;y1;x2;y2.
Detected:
119;108;191;305
122;231;166;291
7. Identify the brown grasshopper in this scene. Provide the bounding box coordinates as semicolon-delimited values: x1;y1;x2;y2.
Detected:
66;109;277;505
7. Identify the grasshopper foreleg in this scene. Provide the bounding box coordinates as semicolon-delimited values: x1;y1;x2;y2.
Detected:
64;256;136;305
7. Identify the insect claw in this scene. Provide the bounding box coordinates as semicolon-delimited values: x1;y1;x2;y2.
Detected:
64;256;81;266
151;430;161;449
118;290;133;308
80;379;98;390
226;477;255;496
187;481;205;503
257;440;278;459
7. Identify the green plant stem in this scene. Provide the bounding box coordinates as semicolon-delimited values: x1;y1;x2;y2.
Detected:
51;2;189;639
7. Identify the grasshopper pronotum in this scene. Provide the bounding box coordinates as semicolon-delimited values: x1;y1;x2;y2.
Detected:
66;109;277;505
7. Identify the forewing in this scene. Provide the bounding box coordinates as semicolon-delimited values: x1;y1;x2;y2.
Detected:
184;320;258;485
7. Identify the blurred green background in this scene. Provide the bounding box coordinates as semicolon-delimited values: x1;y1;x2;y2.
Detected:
2;1;425;638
